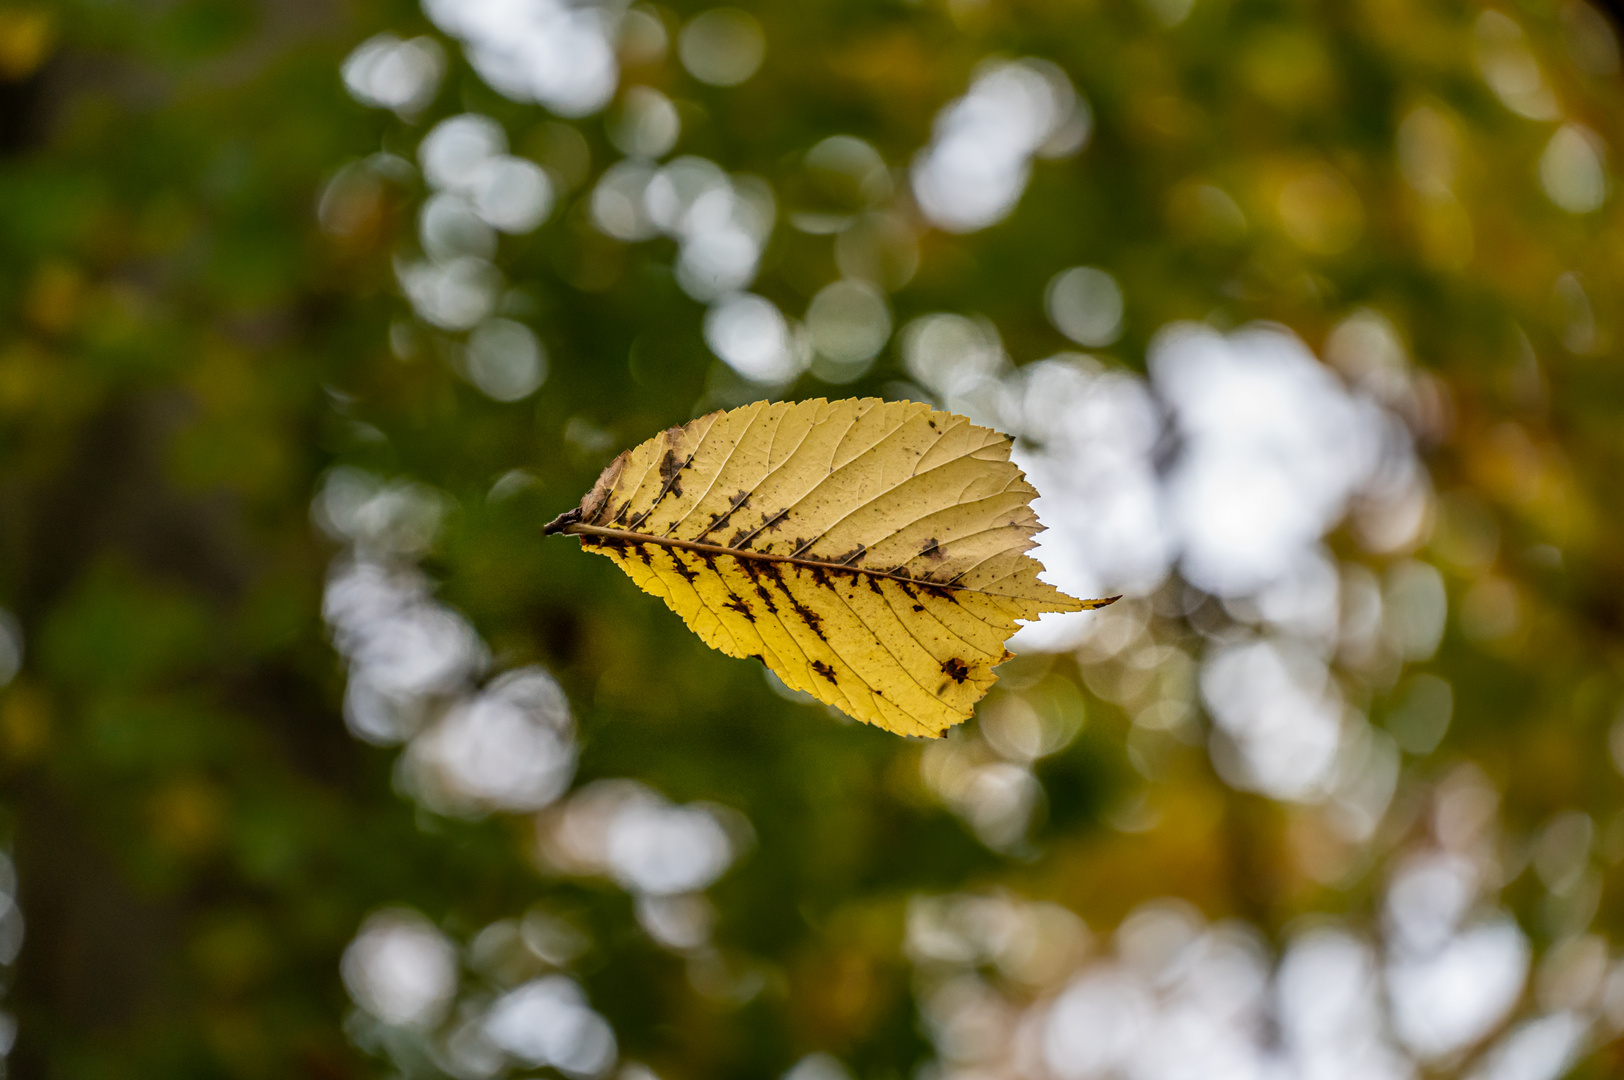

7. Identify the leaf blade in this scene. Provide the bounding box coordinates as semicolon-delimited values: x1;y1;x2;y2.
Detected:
552;398;1116;737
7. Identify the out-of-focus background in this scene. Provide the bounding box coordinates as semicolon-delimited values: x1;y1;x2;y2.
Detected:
5;0;1624;1077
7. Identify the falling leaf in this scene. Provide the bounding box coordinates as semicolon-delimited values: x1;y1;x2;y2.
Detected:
545;398;1115;737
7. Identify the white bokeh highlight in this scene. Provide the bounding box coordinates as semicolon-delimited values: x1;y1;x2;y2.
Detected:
485;976;618;1078
913;59;1090;233
1540;124;1610;215
342;34;445;117
704;292;801;384
1152;323;1389;598
424;0;619;117
464;317;548;402
1045;267;1124;348
342;908;459;1028
538;780;743;903
678;8;766;87
404;667;577;815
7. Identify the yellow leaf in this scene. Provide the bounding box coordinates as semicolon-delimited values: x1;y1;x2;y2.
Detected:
545;398;1116;737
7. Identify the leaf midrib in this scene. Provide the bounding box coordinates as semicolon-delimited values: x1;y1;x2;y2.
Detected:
559;522;974;593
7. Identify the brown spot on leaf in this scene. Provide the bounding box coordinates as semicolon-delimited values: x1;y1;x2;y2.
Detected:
941;657;970;684
794;602;824;637
811;660;837;683
919;538;943;559
830;544;866;566
696;490;753;541
631;447;695;528
658;447;682;486
725;596;755;622
763;563;824;637
740;560;779;613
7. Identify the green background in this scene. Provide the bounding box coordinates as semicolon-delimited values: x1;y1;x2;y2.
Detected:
5;0;1624;1077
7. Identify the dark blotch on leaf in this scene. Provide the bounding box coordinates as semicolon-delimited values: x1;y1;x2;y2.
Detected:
740;560;779;613
657;448;686;499
669;551;698;583
830;544;865;566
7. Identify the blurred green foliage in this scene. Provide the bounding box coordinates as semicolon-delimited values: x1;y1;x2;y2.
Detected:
7;0;1624;1078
